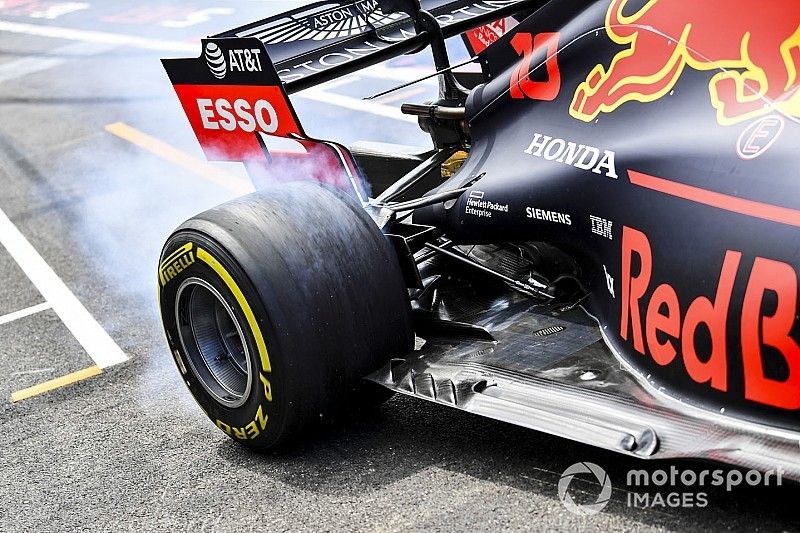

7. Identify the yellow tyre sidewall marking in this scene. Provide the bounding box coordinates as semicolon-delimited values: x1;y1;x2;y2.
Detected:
159;242;193;284
196;247;272;373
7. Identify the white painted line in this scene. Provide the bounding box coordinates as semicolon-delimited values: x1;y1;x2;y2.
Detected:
317;75;361;91
362;63;439;85
0;302;51;326
0;41;117;83
299;86;418;124
376;85;427;104
297;68;436;123
10;367;54;377
0;20;196;52
0;207;128;368
0;54;61;83
0;20;441;83
0;20;432;124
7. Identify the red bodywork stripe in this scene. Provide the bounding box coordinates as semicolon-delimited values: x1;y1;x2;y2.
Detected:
628;170;800;228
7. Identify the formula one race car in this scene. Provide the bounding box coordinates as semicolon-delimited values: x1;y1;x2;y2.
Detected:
158;0;800;477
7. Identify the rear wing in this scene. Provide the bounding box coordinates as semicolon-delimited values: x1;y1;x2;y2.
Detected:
215;0;538;93
162;34;365;193
161;0;538;193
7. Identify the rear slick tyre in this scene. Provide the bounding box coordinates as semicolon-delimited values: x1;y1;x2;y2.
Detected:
157;182;413;450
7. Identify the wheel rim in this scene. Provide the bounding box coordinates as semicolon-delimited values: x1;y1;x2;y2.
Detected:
175;278;252;408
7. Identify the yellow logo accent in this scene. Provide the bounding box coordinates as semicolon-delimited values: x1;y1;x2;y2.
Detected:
570;0;800;125
159;243;195;287
216;403;269;440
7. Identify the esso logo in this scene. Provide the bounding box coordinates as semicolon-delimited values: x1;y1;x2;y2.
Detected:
196;98;278;133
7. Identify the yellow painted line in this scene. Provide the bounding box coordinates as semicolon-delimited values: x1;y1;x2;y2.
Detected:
105;122;252;195
11;365;102;402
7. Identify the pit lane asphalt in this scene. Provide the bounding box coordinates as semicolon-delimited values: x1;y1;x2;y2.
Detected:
0;2;799;531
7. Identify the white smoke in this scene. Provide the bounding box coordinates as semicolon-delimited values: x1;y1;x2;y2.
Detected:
59;36;433;413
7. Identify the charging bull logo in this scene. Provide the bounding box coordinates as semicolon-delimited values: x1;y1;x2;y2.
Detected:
570;0;800;125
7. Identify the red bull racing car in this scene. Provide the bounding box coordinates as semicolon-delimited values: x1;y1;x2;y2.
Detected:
158;0;800;477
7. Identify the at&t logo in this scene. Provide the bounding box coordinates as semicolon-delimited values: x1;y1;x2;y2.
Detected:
205;42;227;79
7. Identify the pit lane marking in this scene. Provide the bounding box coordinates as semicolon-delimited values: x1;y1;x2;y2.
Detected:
10;365;101;403
0;50;61;82
10;367;54;377
315;75;362;91
297;73;420;123
0;41;116;83
299;85;418;124
0;206;128;370
0;19;440;88
375;85;428;104
0;19;434;125
105;122;252;194
0;19;196;52
0;302;51;326
362;63;441;85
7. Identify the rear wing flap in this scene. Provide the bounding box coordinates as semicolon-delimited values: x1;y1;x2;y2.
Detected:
215;0;539;93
